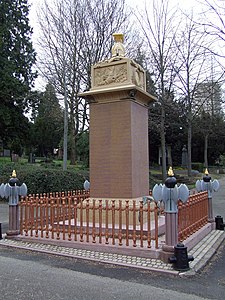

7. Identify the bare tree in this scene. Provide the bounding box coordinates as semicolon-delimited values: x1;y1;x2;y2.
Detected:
174;14;224;175
36;0;130;165
199;0;225;58
136;0;180;180
193;73;224;168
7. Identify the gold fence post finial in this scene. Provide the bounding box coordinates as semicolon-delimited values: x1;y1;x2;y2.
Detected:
12;170;17;178
205;168;209;175
168;167;174;177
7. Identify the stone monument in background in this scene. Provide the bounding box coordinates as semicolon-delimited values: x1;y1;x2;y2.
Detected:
79;33;156;199
182;145;188;168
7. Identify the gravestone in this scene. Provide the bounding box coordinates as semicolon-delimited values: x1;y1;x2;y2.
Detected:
182;145;188;167
4;149;10;157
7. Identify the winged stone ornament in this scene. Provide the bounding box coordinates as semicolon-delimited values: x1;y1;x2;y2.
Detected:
19;183;28;197
152;168;189;213
1;170;27;205
178;184;189;203
195;169;220;197
152;184;163;201
4;184;11;199
212;179;220;192
0;183;5;198
195;179;203;193
83;180;90;191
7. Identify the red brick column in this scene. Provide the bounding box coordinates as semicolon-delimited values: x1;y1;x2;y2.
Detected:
90;96;149;199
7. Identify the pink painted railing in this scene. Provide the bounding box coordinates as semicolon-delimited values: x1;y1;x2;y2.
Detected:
19;190;209;248
178;191;208;241
19;192;160;249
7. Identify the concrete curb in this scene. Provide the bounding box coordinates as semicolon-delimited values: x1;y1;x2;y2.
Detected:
182;230;225;277
193;231;225;272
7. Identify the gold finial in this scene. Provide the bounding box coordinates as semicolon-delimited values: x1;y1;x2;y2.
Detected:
205;168;209;175
12;170;17;178
168;167;174;177
111;33;125;58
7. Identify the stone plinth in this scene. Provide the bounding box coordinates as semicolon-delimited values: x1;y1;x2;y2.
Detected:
79;57;156;199
91;57;146;91
7;205;20;236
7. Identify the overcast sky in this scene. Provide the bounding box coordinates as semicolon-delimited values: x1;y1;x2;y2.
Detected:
28;0;200;40
27;0;212;90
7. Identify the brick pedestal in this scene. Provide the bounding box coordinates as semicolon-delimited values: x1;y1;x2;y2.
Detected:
90;94;149;198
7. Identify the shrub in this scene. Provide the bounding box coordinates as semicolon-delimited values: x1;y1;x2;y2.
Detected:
0;163;89;194
192;162;204;173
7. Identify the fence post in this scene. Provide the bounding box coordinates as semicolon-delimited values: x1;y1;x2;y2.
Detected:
196;168;220;223
0;170;27;237
152;167;189;262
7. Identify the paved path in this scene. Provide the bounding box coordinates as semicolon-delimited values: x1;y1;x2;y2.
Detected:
211;175;225;218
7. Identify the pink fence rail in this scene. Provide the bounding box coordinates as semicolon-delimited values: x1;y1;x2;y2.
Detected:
19;190;209;249
19;193;160;249
178;191;208;241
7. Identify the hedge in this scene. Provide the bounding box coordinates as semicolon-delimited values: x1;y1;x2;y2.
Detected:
0;163;89;195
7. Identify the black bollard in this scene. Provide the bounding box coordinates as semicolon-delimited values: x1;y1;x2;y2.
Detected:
169;243;194;271
215;216;225;230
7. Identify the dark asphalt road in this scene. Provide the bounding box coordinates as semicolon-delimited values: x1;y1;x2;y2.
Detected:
0;239;225;299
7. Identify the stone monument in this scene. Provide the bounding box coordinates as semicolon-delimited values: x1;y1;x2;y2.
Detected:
182;145;188;167
79;33;156;199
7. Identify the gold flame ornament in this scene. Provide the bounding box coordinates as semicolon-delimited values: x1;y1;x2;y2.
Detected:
11;170;17;178
168;167;174;177
205;168;209;175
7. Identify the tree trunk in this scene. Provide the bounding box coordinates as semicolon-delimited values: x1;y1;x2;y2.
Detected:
204;133;208;169
70;119;77;165
187;122;192;177
161;106;167;181
70;141;76;165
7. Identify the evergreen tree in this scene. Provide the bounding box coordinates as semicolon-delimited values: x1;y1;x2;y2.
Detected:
33;84;63;157
0;0;36;149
